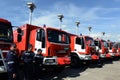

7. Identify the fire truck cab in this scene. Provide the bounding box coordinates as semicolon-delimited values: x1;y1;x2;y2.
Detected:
107;41;116;58
14;24;71;69
112;42;120;58
94;38;110;59
0;18;13;73
70;34;99;67
117;43;120;58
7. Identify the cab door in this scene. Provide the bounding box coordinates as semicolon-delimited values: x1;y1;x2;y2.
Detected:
35;29;46;54
75;37;85;52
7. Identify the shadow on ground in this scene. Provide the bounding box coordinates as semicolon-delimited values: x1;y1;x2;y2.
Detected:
0;66;88;80
42;66;88;80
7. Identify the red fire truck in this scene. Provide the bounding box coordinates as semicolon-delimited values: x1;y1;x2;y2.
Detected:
94;38;111;59
107;41;116;58
69;34;99;67
0;18;13;73
111;42;120;59
117;42;120;58
13;24;71;70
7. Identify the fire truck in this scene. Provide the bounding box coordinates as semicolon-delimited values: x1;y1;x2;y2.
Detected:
117;42;120;58
107;41;116;58
13;24;71;70
111;42;120;59
94;38;111;59
69;34;99;67
0;18;13;73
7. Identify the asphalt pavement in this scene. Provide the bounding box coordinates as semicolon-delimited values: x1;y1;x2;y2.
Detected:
0;60;120;80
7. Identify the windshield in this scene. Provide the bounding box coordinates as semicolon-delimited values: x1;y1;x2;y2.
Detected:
112;43;118;49
108;42;113;50
0;22;13;42
94;40;99;46
47;29;70;44
102;41;108;47
118;43;120;48
85;37;95;46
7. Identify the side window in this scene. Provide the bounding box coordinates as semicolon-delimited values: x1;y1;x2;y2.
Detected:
107;43;109;48
81;37;85;49
94;40;98;46
36;29;42;41
36;29;45;48
110;43;112;50
41;30;45;48
99;41;101;49
76;37;81;45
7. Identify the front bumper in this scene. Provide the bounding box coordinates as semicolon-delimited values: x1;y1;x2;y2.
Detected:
78;54;92;60
115;53;120;57
57;56;71;65
108;53;115;57
43;56;71;66
91;54;99;60
106;54;112;58
100;54;106;58
43;56;58;65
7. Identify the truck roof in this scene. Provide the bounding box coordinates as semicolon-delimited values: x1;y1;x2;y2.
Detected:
14;24;69;34
0;18;11;25
44;27;68;33
94;38;106;42
69;33;92;38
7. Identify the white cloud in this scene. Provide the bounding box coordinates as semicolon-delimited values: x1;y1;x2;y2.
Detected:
29;4;100;33
29;3;120;27
22;2;120;42
90;32;120;42
32;13;57;27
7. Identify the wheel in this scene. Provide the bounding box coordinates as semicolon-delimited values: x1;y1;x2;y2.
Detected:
70;56;80;68
54;66;65;72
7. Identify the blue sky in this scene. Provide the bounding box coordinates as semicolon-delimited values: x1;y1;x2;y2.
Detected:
1;0;120;41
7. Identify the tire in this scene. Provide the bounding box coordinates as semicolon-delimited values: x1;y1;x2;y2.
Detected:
70;56;80;68
54;66;65;72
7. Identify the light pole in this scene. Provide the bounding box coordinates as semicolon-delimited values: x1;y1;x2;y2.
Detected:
75;21;80;35
58;14;64;30
27;2;36;24
88;26;92;36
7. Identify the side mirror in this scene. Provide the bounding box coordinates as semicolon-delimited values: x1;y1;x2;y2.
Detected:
99;45;101;49
17;28;22;33
17;34;22;42
81;43;85;49
81;38;85;49
17;28;22;42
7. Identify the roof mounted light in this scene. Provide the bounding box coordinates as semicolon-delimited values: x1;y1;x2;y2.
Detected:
58;14;64;30
80;33;82;36
27;2;36;24
27;2;36;12
88;26;92;36
43;24;46;28
75;21;80;35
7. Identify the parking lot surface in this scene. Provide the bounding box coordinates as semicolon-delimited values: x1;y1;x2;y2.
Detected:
43;60;120;80
0;60;120;80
